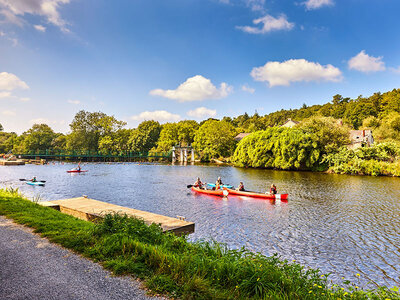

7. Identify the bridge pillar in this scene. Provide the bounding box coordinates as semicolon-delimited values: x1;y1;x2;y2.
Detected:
184;149;187;162
180;149;183;162
172;147;176;163
191;149;195;162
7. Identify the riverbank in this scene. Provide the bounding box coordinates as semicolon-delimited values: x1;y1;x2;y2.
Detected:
0;189;397;299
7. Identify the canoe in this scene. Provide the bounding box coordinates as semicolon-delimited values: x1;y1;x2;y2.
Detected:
224;188;288;200
206;183;234;189
191;186;228;197
67;170;88;173
26;181;45;186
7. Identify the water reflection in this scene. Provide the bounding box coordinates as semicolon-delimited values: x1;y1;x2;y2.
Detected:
1;162;400;287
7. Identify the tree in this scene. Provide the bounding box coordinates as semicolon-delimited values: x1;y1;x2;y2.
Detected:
193;120;237;161
297;116;350;154
128;120;162;153
0;123;3;131
0;132;17;153
19;124;57;152
157;121;199;152
233;128;323;170
66;110;126;151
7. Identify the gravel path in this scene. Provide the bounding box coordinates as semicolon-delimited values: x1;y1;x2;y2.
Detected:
0;216;163;300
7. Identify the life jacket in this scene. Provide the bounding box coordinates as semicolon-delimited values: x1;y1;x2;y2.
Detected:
270;187;277;194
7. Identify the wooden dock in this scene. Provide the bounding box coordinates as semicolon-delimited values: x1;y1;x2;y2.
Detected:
40;197;194;235
0;160;25;166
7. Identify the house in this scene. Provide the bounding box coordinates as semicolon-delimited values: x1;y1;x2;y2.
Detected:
234;133;251;141
348;129;374;149
281;118;299;128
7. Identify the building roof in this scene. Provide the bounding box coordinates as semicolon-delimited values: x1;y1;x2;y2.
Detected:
235;133;251;141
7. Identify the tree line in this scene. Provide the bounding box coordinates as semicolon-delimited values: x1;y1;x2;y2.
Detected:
1;88;400;174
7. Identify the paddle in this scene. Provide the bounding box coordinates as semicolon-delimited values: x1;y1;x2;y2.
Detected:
19;179;46;183
187;182;207;188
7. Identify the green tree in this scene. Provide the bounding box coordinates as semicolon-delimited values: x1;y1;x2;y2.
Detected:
157;121;199;152
128;121;162;153
0;132;17;153
233;128;323;170
18;124;57;152
297;116;350;154
66;110;126;151
193;120;236;161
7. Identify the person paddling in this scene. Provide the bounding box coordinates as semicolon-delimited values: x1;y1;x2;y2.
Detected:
268;183;277;195
236;182;245;191
31;176;37;182
193;177;204;189
76;163;81;171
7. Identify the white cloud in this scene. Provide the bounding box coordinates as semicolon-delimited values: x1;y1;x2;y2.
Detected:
0;72;29;90
2;110;15;116
34;24;46;32
390;66;400;74
150;75;232;102
131;110;181;123
0;0;70;32
20;97;30;102
348;50;385;73
67;99;80;105
251;58;342;87
237;14;294;34
187;107;217;119
0;91;12;99
303;0;334;10
241;85;255;94
245;0;265;12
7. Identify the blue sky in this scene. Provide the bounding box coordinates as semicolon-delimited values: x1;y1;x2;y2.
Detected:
0;0;399;133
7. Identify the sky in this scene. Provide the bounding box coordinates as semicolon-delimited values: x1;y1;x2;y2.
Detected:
0;0;400;134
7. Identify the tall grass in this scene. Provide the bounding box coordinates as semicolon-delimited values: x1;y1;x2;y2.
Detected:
0;190;398;299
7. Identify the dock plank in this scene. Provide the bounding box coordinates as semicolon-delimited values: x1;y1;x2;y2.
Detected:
45;197;194;235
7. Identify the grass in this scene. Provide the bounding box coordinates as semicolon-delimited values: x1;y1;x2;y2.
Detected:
0;189;398;299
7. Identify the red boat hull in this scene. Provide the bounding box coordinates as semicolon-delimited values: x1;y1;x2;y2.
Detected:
66;170;88;173
191;186;225;197
224;188;288;200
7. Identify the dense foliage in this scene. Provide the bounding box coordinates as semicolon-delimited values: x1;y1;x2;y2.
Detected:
323;142;400;176
193;120;237;161
1;190;398;299
1;88;400;173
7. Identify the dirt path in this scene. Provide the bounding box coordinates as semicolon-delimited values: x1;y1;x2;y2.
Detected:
0;216;163;300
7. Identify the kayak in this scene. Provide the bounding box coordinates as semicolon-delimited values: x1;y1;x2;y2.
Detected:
206;183;234;189
26;181;45;186
67;170;88;173
191;186;228;197
225;188;288;200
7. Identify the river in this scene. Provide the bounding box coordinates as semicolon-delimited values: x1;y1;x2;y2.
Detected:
1;162;399;288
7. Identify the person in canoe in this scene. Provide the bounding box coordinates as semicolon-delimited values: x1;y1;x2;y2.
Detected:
236;182;245;191
268;183;277;195
76;163;81;171
30;176;37;182
193;177;204;189
214;177;223;190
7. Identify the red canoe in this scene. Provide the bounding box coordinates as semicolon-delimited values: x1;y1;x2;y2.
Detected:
224;188;288;200
67;170;88;173
191;186;227;197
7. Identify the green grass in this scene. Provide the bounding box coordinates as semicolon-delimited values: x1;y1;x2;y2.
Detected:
0;188;398;299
